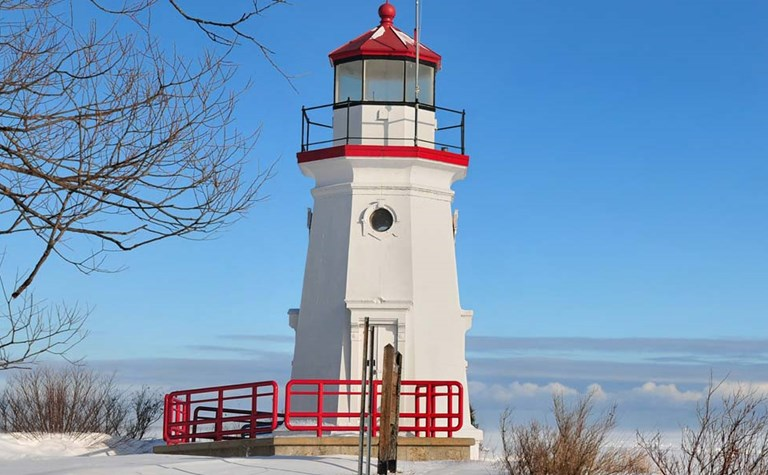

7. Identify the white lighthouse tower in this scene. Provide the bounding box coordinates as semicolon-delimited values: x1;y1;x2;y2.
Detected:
289;2;482;449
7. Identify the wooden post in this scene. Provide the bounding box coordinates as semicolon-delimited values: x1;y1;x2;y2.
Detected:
377;344;403;474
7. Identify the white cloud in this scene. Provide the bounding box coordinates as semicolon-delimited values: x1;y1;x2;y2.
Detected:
586;383;608;401
470;381;579;404
630;382;702;403
715;381;768;398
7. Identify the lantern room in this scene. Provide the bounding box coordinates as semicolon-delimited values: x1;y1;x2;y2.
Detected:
331;3;439;106
300;2;465;155
333;55;435;106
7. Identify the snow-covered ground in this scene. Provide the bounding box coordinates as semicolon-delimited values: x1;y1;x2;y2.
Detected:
0;433;499;474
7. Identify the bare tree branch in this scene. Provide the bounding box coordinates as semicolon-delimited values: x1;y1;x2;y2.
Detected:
87;0;296;89
0;0;284;367
166;0;295;89
1;0;277;300
0;277;88;370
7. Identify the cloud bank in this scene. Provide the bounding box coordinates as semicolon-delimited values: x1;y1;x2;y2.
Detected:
10;334;764;435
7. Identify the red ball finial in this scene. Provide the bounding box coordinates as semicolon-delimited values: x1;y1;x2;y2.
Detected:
378;2;396;26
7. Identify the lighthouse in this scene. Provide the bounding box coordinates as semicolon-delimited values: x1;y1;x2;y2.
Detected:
289;3;482;449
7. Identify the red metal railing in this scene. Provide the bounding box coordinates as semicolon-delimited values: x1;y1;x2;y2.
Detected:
404;380;464;437
284;379;463;438
163;380;280;445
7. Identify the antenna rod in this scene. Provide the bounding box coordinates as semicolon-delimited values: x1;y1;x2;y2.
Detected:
414;0;421;102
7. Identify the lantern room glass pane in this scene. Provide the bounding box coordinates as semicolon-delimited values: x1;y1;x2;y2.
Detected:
335;61;363;102
364;60;405;101
405;62;435;105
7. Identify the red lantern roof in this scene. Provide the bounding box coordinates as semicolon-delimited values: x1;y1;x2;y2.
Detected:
329;2;442;68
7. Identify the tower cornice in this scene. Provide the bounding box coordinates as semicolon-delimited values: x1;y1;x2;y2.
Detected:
297;144;469;167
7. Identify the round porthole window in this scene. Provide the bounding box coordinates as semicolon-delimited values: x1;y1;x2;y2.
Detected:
370;208;394;232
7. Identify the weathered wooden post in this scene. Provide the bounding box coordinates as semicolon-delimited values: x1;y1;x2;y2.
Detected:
377;344;403;474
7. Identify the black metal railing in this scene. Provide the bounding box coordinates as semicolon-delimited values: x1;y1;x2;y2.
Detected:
300;100;466;155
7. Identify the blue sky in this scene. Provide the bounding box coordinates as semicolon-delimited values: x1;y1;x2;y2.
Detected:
3;1;768;434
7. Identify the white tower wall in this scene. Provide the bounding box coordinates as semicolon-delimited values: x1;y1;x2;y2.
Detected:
333;104;436;147
290;186;353;381
291;135;482;445
286;1;483;457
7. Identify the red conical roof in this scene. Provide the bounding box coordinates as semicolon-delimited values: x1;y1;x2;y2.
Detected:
329;3;441;68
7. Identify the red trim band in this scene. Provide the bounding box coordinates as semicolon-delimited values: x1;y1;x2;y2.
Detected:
297;145;469;167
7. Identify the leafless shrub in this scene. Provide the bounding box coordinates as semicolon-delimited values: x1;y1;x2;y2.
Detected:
122;386;164;439
500;391;649;475
0;366;162;439
0;395;8;432
638;379;768;475
1;366;120;436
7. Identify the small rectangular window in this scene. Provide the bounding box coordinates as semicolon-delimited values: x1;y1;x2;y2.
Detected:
335;61;363;102
405;63;434;105
364;60;405;102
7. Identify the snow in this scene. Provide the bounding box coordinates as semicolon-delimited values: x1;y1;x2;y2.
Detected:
370;26;386;40
0;433;498;474
393;29;416;46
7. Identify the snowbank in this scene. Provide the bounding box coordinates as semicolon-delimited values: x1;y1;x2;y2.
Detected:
0;433;161;460
0;433;497;474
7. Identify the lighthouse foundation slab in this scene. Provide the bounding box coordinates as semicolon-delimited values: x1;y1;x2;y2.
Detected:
153;435;474;461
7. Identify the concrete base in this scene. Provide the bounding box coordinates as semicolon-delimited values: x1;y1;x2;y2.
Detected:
153;436;474;461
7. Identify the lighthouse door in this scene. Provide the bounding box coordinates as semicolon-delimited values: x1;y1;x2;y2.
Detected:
372;323;398;379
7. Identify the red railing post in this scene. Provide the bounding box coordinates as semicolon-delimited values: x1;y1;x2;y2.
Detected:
271;381;279;433
448;383;454;438
372;381;380;437
215;389;223;441
428;383;435;437
182;398;191;443
316;381;324;437
250;386;258;439
162;394;171;443
457;382;464;436
414;384;423;437
284;380;293;431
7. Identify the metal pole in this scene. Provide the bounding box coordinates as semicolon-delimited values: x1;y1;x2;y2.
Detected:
414;0;421;147
357;318;370;475
346;97;351;145
301;106;306;151
414;99;419;147
414;0;421;101
366;325;376;475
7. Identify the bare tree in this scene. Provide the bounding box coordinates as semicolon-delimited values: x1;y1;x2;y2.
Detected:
639;379;768;475
0;278;87;370
0;0;283;365
500;391;649;475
